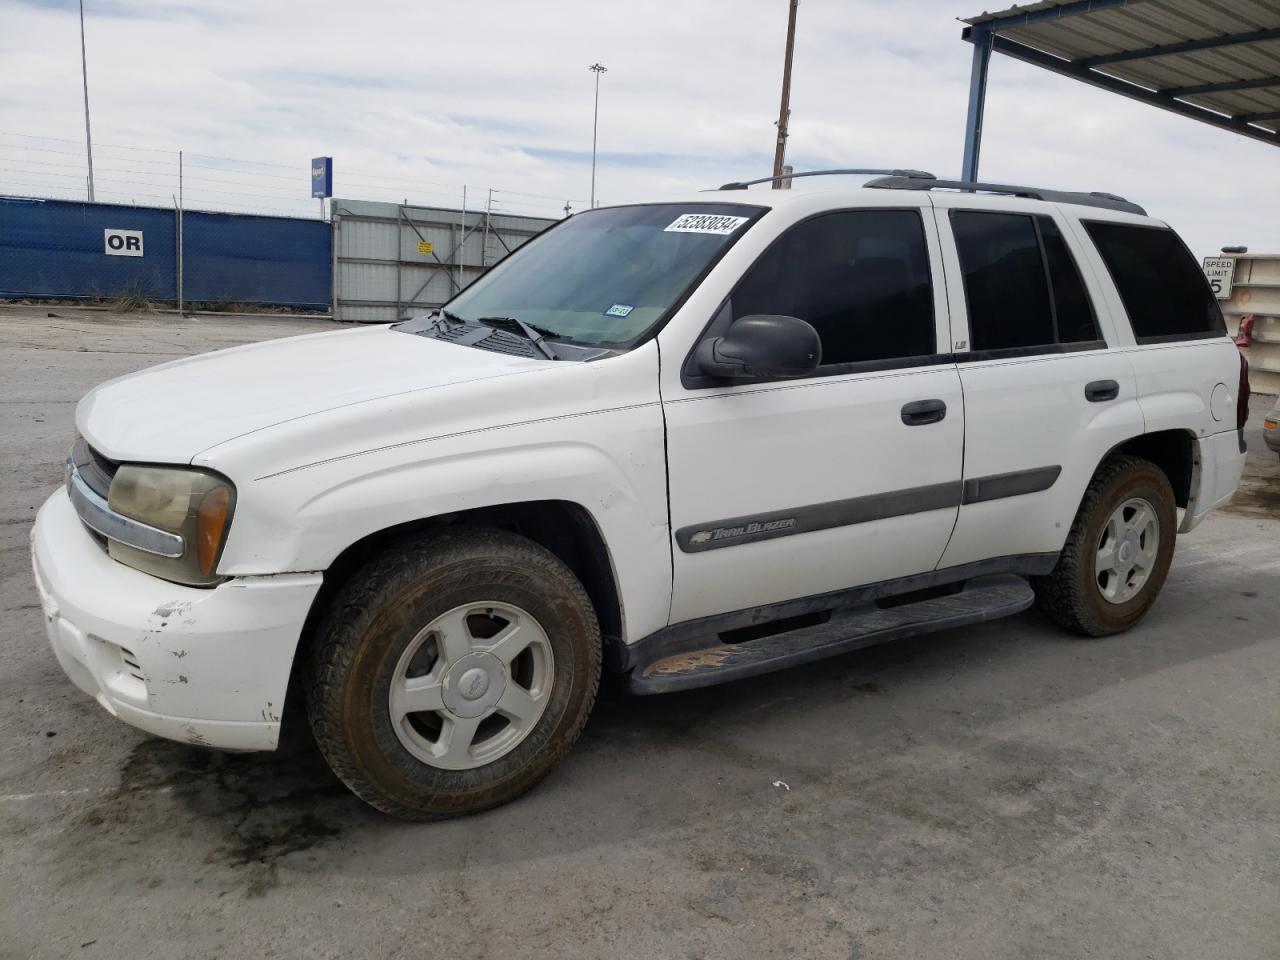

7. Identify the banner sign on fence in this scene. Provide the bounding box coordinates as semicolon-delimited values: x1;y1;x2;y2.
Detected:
0;196;331;308
104;228;144;257
311;157;333;199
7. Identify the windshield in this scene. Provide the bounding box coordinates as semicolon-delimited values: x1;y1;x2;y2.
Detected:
443;202;766;347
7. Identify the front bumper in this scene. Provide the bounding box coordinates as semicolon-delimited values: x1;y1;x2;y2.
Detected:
32;489;322;751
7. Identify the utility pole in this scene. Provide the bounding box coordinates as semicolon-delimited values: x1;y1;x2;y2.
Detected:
589;63;607;208
79;0;95;201
771;0;799;188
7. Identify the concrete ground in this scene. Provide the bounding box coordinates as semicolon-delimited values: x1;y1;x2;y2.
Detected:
1;305;1277;960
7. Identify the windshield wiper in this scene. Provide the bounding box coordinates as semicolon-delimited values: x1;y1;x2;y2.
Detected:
475;315;560;361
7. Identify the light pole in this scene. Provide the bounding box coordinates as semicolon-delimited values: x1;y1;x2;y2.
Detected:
588;62;607;208
79;0;95;201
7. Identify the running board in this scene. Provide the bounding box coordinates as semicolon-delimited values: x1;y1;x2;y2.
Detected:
626;575;1034;695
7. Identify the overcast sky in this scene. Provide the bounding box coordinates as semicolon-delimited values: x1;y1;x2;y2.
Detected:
2;0;1278;255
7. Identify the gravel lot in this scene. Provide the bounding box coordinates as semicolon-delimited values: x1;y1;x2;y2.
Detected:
1;306;1278;960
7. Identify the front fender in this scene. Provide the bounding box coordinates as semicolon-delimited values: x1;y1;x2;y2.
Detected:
218;410;672;643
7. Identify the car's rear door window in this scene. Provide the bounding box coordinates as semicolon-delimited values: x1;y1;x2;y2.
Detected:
1083;221;1225;343
950;210;1102;356
1040;217;1101;344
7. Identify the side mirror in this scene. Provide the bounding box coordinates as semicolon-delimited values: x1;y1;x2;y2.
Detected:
695;314;821;380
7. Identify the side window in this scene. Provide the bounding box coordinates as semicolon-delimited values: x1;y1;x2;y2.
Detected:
1039;217;1101;343
730;210;935;366
951;211;1053;351
1083;221;1225;342
951;210;1103;353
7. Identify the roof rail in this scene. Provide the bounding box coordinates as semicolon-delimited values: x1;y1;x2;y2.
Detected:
718;168;936;190
863;175;1146;215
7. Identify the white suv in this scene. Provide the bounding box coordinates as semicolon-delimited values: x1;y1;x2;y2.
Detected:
32;170;1249;819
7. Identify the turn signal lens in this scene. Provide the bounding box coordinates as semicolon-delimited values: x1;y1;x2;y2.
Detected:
1265;418;1278;432
196;485;232;576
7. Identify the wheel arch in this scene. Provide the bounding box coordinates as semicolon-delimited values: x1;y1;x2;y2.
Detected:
283;499;625;733
1104;428;1196;509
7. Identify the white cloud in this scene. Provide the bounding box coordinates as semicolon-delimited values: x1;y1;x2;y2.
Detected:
0;0;1276;254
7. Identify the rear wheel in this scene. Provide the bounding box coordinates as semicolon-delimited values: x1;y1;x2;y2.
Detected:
306;528;601;820
1033;455;1177;637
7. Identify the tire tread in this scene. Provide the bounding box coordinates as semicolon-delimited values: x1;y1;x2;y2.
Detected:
305;528;601;820
1032;454;1174;638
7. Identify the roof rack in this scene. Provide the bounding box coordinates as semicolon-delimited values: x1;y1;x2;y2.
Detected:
718;168;936;190
863;175;1146;215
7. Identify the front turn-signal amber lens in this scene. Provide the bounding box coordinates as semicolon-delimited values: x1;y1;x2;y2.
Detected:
196;485;232;576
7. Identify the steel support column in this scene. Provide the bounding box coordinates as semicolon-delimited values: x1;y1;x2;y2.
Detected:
961;26;993;182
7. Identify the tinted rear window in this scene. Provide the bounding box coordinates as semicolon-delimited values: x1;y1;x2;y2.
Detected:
1084;222;1225;342
950;211;1054;351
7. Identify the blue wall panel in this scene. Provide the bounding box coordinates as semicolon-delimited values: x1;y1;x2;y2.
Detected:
182;210;330;308
0;197;331;308
0;197;177;300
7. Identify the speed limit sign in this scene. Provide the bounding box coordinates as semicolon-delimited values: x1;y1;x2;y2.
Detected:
1202;257;1234;299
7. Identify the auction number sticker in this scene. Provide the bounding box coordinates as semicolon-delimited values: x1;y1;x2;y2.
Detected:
664;213;749;235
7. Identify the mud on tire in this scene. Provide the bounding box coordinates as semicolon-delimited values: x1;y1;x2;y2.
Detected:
305;528;602;820
1032;455;1177;638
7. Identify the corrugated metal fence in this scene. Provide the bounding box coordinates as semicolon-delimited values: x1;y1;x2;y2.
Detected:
0;196;332;309
1220;253;1280;395
332;199;556;323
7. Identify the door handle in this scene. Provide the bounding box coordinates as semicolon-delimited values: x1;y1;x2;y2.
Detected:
901;399;947;426
1085;379;1120;403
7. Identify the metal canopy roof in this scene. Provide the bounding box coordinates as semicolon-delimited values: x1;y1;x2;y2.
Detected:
959;0;1280;179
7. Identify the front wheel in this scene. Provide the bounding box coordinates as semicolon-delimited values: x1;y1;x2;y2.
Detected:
1033;455;1177;637
305;528;601;820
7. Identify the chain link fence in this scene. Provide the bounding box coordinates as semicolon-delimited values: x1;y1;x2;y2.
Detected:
1;133;582;316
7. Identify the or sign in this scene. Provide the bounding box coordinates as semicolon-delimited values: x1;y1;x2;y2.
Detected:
311;156;333;199
1202;256;1235;299
104;229;144;257
417;240;433;255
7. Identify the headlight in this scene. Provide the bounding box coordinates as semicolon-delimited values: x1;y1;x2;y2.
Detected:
107;465;236;586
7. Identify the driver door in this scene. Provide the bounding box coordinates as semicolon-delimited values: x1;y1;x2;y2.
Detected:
660;206;965;624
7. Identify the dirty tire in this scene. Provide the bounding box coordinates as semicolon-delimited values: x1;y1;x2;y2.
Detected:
1032;455;1177;637
305;528;601;820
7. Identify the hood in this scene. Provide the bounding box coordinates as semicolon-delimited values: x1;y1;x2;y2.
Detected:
77;326;546;464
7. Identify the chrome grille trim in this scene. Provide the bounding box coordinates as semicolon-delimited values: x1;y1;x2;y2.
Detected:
70;438;116;499
65;458;185;559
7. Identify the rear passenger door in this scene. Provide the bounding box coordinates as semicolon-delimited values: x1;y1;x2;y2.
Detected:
932;199;1143;570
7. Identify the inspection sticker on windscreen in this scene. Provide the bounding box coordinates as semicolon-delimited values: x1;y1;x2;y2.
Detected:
664;213;749;235
604;303;634;318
